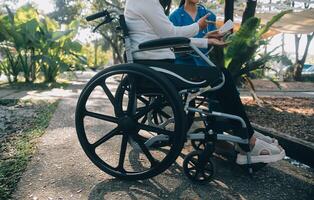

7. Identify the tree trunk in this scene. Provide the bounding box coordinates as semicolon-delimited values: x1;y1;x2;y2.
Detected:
281;33;285;55
224;0;234;23
31;48;36;82
112;51;119;64
100;33;124;64
94;39;99;67
241;0;257;25
219;0;234;69
293;62;303;81
293;33;314;81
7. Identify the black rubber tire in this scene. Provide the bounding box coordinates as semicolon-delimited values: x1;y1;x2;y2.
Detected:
75;63;186;180
183;151;215;183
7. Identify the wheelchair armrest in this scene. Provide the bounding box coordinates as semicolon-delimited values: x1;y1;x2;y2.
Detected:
173;46;194;54
138;37;191;51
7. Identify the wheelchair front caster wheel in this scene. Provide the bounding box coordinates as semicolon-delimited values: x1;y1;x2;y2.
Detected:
183;151;215;183
191;140;206;151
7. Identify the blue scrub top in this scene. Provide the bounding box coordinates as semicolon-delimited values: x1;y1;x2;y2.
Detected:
169;5;216;67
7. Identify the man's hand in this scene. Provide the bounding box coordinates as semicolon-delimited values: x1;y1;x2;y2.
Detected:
205;30;227;39
207;38;230;47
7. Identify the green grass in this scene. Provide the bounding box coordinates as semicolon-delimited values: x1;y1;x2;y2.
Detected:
0;81;69;90
0;99;19;106
0;100;59;199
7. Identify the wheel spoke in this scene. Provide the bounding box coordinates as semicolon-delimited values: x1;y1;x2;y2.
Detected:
131;134;158;167
117;134;128;171
188;165;196;170
157;113;164;123
93;127;120;148
140;115;148;124
153;111;159;124
115;80;129;117
138;96;149;105
190;158;199;167
134;99;158;120
159;110;171;119
137;123;174;136
127;77;136;115
100;82;115;105
85;111;118;123
189;160;196;167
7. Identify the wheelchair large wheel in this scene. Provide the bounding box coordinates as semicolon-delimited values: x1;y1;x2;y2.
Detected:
136;95;195;133
75;64;186;180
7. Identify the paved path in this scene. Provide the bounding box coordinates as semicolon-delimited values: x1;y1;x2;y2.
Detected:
10;73;314;200
0;72;97;101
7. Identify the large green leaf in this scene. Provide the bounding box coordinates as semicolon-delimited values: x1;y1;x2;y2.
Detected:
19;19;40;47
0;15;13;42
225;17;260;61
5;6;14;25
1;5;87;83
15;6;39;25
257;10;292;39
0;15;8;42
50;30;72;42
42;16;59;32
67;20;80;37
224;10;292;79
63;39;82;52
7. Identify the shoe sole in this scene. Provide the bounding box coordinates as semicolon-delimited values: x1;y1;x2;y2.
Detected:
236;150;286;165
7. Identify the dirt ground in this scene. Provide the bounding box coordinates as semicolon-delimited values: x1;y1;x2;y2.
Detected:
242;97;314;143
0;100;42;144
246;79;314;91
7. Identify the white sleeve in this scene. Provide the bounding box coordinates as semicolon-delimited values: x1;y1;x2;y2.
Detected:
139;0;200;38
190;38;208;49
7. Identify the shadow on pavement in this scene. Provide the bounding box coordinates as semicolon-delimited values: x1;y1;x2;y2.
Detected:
88;153;314;200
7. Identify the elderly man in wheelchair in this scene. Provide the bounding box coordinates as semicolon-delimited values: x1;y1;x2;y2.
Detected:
75;0;285;183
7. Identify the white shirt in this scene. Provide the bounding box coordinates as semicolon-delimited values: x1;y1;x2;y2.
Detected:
124;0;208;60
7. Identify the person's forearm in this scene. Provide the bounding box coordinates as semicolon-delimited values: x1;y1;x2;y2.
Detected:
141;0;199;38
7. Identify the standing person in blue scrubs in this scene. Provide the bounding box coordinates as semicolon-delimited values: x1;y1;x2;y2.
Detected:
170;0;217;66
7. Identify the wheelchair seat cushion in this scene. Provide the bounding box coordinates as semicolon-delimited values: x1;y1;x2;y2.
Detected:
134;60;223;90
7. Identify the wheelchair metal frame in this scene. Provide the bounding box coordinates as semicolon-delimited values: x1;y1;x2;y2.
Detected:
86;8;253;175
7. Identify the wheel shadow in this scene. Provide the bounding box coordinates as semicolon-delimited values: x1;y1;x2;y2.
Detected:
88;149;314;200
88;150;239;200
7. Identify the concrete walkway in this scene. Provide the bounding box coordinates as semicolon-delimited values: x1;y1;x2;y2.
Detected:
7;72;314;200
0;72;97;101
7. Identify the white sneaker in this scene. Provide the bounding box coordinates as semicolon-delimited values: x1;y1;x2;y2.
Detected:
236;138;285;165
253;131;278;146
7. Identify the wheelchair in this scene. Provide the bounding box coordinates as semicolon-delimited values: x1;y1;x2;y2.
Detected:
75;8;257;183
